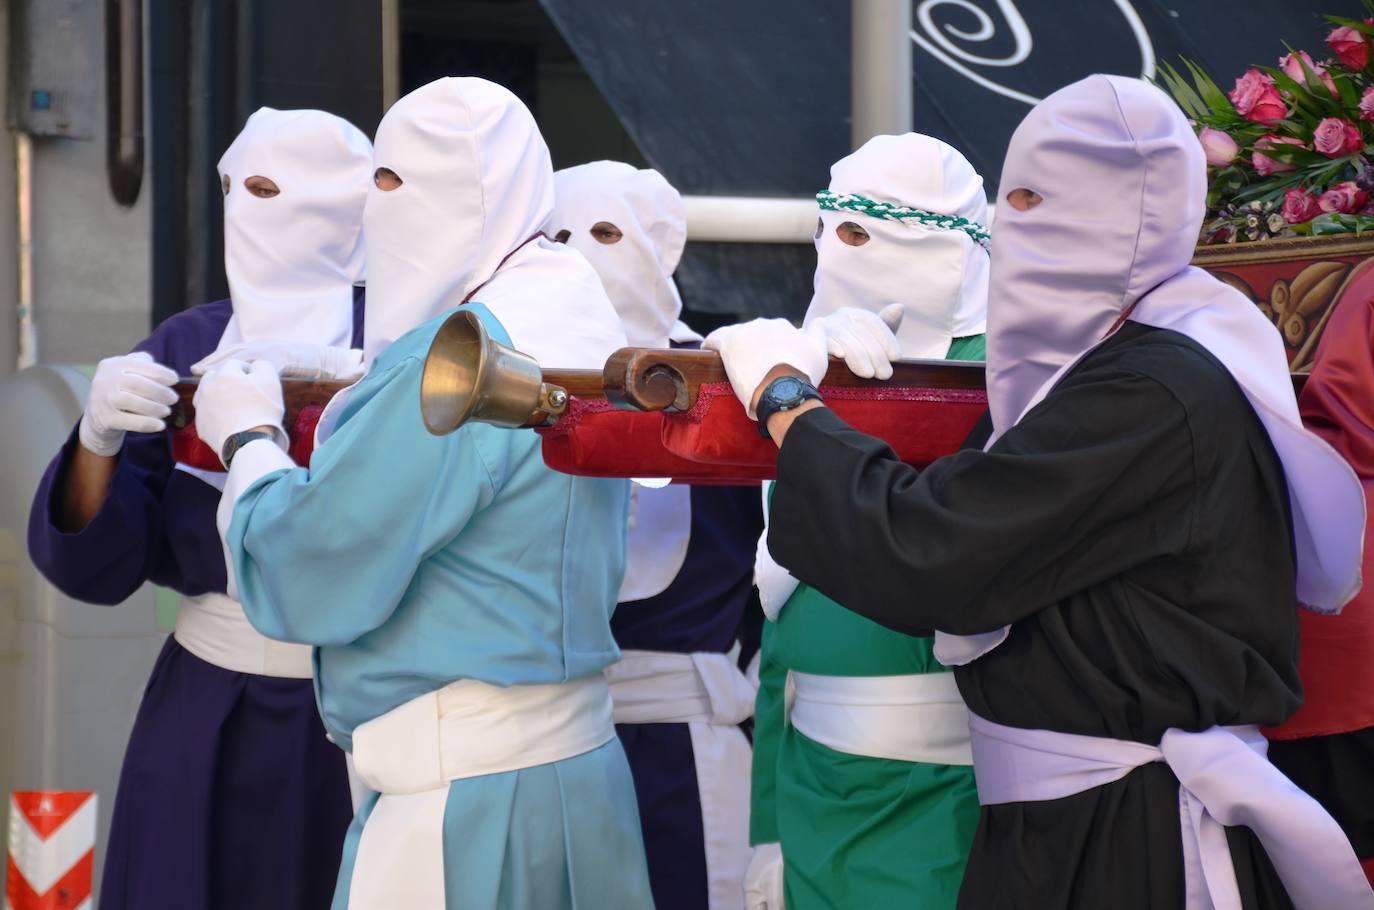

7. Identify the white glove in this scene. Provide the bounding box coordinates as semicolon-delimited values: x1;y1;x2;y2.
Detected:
192;341;365;382
807;304;904;380
702;318;827;419
744;842;785;910
192;359;287;464
78;352;180;456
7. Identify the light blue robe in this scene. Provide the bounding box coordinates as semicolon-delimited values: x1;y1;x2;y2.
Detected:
226;304;653;910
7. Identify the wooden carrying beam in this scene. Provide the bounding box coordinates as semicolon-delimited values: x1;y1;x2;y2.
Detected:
595;348;1305;412
600;348;986;412
168;353;1311;481
172;357;1308;428
170;377;350;430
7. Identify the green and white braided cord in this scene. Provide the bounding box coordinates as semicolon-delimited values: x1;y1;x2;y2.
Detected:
817;190;991;250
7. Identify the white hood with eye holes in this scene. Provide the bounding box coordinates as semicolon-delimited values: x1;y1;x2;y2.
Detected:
553;161;693;602
804;133;989;361
362;77;626;368
216;107;372;352
552;161;687;349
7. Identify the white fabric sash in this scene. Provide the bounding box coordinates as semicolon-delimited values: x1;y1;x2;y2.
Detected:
607;650;755;727
789;671;973;766
968;713;1374;910
173;591;313;679
606;650;755;910
346;674;616;910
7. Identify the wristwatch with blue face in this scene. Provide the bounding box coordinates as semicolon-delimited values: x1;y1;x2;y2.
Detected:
754;375;822;437
221;429;277;469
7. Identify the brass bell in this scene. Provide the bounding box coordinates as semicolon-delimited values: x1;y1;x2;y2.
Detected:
420;309;570;436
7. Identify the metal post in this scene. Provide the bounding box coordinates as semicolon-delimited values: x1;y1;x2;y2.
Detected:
851;0;913;150
15;132;34;370
382;0;400;112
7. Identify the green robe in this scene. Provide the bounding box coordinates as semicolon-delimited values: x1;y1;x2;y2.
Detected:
750;334;984;909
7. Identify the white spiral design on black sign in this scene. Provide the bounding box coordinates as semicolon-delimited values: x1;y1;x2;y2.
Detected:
910;0;1156;105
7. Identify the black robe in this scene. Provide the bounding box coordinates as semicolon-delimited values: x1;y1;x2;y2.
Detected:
768;322;1301;909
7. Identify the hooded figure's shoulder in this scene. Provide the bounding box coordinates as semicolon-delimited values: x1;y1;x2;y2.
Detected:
1075;322;1255;424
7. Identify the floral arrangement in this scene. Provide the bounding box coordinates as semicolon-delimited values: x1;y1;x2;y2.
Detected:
1159;5;1374;243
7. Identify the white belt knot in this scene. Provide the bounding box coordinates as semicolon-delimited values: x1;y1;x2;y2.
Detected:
606;649;757;910
344;674;617;910
605;649;756;727
351;674;616;794
969;713;1374;910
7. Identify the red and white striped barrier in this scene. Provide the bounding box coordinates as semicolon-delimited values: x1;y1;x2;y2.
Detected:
6;792;96;910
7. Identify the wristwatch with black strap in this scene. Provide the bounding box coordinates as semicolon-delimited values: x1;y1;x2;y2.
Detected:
221;429;278;469
754;375;823;437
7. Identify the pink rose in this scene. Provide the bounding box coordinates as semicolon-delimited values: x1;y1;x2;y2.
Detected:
1199;127;1239;166
1318;180;1370;214
1252;135;1304;175
1328;25;1371;71
1360;86;1374;124
1230;69;1288;125
1280;50;1339;96
1313;117;1364;157
1283;187;1323;224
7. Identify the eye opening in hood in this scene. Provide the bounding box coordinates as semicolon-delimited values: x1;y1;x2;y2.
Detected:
221;174;231;196
552;228;571;243
1005;187;1043;211
244;175;280;198
373;167;404;191
835;220;870;246
590;221;623;244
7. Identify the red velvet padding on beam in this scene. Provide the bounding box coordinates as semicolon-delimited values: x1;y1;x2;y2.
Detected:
537;397;774;483
538;383;988;484
171;426;220;471
169;403;326;473
661;382;988;476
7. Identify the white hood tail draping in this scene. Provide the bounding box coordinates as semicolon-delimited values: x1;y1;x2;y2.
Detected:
804;132;990;360
985;74;1363;614
216;107;372;351
552;160;689;349
362;77;626;367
